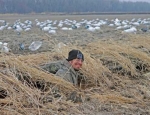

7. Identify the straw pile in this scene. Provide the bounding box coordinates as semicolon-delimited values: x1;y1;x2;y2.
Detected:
0;34;150;114
86;34;150;76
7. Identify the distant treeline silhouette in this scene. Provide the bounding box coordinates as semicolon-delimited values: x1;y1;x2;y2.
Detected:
0;0;150;14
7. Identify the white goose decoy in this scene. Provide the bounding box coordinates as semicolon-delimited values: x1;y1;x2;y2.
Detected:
61;27;69;30
116;25;131;30
42;26;50;31
15;25;23;33
132;22;140;26
68;28;72;30
58;23;63;27
108;24;114;27
87;26;96;32
122;20;128;25
141;19;150;25
71;25;77;29
26;24;32;28
114;18;121;26
94;26;100;30
24;28;31;31
7;26;12;30
75;23;81;28
92;22;102;27
115;22;121;26
36;21;41;26
115;26;123;30
123;27;137;33
0;26;5;31
1;42;9;53
53;20;57;25
48;30;56;34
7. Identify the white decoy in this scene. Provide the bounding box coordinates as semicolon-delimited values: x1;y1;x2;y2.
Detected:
24;28;31;31
123;25;131;29
115;18;120;23
61;27;69;30
68;28;73;30
26;25;32;28
48;30;56;34
36;22;41;26
24;20;29;24
116;26;123;30
141;20;150;25
15;25;23;32
94;26;100;30
53;20;57;25
87;27;96;32
75;23;81;28
3;42;8;46
58;23;63;27
1;42;9;53
108;24;114;27
116;25;131;30
92;22;102;27
42;26;50;31
115;22;121;26
0;26;5;31
71;25;77;29
122;21;128;25
132;22;140;26
123;27;137;33
100;20;107;25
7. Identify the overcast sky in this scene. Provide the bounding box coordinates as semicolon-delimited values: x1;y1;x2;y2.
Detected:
120;0;150;3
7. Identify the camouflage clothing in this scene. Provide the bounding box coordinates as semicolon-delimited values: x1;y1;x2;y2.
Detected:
41;60;81;86
56;60;80;86
41;59;85;103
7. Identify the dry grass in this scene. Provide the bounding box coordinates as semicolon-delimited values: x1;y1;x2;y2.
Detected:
86;34;150;76
0;33;150;114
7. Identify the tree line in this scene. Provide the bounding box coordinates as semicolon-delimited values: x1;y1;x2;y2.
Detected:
0;0;150;14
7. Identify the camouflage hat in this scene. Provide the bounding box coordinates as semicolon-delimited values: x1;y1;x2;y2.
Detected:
67;49;84;61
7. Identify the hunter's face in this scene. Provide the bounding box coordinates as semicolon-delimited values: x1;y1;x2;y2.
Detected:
69;58;83;70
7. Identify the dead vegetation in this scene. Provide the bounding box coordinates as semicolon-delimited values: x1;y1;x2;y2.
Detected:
0;32;150;114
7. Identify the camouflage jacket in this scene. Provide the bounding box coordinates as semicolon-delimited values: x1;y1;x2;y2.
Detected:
41;60;80;86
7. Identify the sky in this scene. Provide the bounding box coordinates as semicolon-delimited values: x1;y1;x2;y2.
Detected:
120;0;150;3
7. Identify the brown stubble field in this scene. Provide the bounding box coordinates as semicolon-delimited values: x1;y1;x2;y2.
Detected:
0;14;150;115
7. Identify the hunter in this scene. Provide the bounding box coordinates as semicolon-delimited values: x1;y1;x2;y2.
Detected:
41;49;85;86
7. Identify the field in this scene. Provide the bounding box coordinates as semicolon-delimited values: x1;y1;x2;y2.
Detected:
0;14;150;115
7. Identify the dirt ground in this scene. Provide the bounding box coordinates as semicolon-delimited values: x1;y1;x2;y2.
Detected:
0;14;150;115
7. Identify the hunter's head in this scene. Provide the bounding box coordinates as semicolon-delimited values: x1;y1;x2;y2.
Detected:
67;49;84;70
